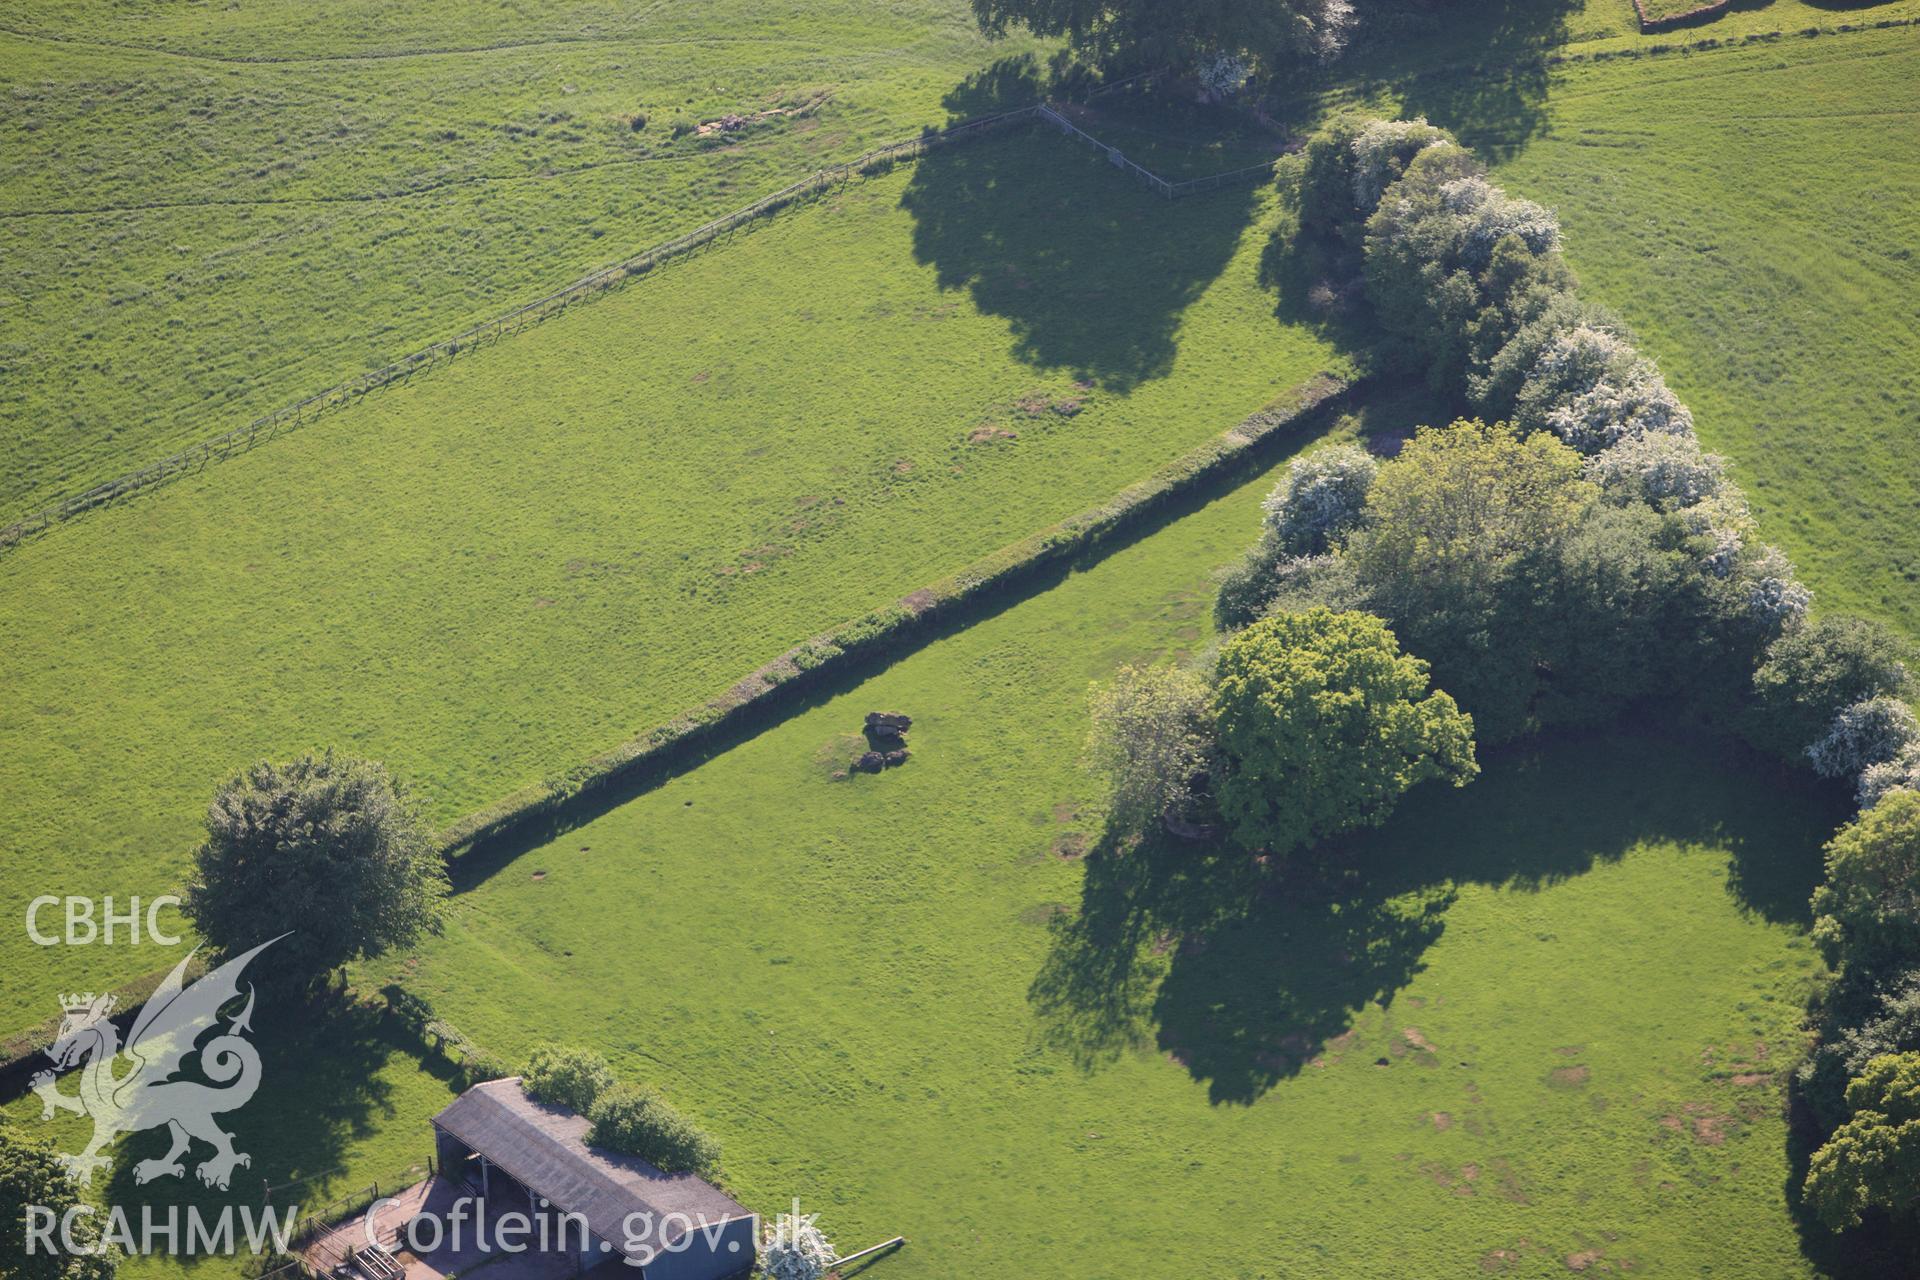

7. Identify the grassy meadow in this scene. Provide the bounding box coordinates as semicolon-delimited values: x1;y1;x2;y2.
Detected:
0;129;1336;1033
0;0;1055;517
6;7;1919;1279
368;423;1847;1278
13;396;1848;1279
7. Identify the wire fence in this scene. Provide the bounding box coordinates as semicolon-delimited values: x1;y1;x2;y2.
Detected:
1033;103;1280;201
248;1158;436;1280
0;67;1274;550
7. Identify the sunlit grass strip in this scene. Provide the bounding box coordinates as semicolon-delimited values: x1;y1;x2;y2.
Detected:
0;109;1044;552
436;372;1353;857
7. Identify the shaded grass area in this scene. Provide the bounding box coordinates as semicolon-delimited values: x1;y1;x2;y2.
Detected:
0;129;1335;1033
377;412;1845;1278
0;0;1054;516
1048;92;1290;182
0;994;457;1280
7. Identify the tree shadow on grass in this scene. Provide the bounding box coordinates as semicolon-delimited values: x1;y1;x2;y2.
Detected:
1325;0;1583;162
900;57;1264;394
86;994;449;1231
1031;728;1841;1104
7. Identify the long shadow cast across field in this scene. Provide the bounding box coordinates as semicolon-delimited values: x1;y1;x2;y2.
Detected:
445;382;1363;893
900;59;1263;393
1030;729;1842;1105
1315;0;1581;162
84;993;446;1222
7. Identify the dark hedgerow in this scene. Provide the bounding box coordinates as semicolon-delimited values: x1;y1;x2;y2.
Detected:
588;1083;721;1178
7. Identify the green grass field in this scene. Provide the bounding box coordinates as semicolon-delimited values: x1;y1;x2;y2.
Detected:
6;8;1919;1278
8;399;1847;1279
0;129;1336;1033
0;0;1055;517
365;430;1845;1278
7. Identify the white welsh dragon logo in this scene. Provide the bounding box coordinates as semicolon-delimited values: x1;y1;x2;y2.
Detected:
31;937;282;1191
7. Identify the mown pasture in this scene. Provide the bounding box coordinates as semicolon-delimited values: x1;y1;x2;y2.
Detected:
0;0;1052;516
4;392;1847;1280
372;421;1845;1279
6;0;1911;519
0;129;1336;1033
3;12;1917;1279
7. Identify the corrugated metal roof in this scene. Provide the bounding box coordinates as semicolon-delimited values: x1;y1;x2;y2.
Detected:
432;1078;748;1259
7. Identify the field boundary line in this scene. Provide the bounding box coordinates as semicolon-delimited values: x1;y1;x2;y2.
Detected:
0;370;1353;1071
3;70;1217;550
435;372;1354;862
1033;102;1280;199
0;106;1041;549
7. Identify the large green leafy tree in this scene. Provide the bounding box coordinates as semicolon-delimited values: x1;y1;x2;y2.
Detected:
1803;1052;1920;1230
970;0;1353;71
184;751;448;989
1344;420;1595;741
1747;616;1912;763
0;1124;119;1280
1211;608;1477;853
1812;790;1920;977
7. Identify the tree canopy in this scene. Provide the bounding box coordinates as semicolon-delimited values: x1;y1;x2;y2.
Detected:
1811;790;1920;976
1210;608;1476;852
0;1124;119;1280
524;1043;617;1115
1085;663;1213;831
969;0;1354;72
1342;420;1597;740
1803;1051;1920;1230
184;751;448;988
588;1083;722;1178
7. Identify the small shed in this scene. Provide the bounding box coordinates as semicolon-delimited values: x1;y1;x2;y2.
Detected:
431;1078;755;1280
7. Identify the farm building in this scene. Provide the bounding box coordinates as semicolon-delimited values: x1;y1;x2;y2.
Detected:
432;1078;756;1280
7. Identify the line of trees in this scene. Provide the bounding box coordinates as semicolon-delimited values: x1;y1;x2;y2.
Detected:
1091;113;1920;1237
969;0;1357;80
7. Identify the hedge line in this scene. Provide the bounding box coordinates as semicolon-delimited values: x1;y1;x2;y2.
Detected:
437;371;1354;858
0;952;207;1088
0;373;1350;1077
1566;13;1920;58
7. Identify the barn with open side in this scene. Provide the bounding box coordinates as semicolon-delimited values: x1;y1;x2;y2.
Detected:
432;1078;756;1280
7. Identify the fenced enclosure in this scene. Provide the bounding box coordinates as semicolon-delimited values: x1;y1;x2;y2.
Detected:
0;70;1277;550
